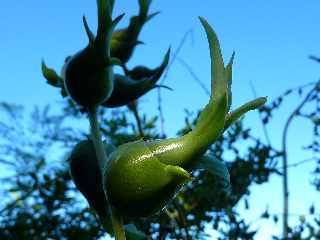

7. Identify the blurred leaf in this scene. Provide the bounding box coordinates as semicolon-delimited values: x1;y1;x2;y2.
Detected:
198;154;230;187
125;224;148;240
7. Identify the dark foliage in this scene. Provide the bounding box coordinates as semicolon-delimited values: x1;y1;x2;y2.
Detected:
0;67;319;240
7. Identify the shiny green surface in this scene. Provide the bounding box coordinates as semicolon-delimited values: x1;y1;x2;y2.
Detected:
103;18;266;218
104;140;191;217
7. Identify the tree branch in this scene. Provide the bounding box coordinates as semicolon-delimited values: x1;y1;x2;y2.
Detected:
281;81;320;239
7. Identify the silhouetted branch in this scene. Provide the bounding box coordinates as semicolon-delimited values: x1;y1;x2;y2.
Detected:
157;29;194;137
309;55;320;63
127;100;145;138
178;57;210;96
275;157;318;172
281;80;320;239
0;159;16;167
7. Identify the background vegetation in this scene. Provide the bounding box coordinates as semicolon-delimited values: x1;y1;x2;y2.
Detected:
0;1;319;239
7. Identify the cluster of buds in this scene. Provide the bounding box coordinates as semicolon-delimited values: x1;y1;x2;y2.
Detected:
42;0;266;237
42;0;169;109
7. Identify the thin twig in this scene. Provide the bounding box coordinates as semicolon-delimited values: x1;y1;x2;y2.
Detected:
0;159;16;167
161;29;194;85
157;29;194;137
177;57;210;96
273;212;315;217
127;101;145;138
132;108;145;138
281;81;320;239
275;157;318;171
157;88;165;137
173;200;190;239
288;81;319;93
270;81;319;106
248;211;314;226
159;211;170;240
309;55;320;63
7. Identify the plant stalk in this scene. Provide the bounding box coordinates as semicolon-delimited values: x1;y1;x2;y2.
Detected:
87;105;126;240
281;82;319;239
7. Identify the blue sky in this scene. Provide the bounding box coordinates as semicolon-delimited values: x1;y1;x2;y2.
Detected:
1;0;320;239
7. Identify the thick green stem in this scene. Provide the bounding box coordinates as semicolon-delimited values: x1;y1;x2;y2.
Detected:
87;105;126;240
88;106;107;170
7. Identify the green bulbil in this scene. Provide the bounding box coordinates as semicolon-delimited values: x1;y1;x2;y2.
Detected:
111;0;159;63
104;140;191;217
103;17;267;218
102;48;170;108
62;0;123;107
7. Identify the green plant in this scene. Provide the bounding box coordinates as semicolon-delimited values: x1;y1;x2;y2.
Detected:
41;0;266;239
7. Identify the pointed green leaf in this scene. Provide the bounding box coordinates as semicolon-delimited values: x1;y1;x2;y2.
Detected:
82;15;95;44
146;11;160;22
111;13;125;29
135;40;145;45
41;60;62;88
225;52;235;111
224;97;267;130
199;17;226;101
191;17;229;145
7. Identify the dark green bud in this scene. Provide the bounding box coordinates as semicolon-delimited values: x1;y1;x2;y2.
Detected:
111;0;159;63
126;48;170;80
62;0;123;107
102;48;170;108
103;17;267;218
63;47;115;107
